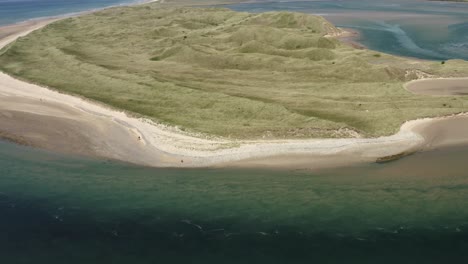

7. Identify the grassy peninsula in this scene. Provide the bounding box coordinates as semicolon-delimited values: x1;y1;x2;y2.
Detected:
1;5;468;139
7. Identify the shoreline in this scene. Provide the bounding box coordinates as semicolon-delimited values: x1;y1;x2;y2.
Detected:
405;77;468;95
334;27;367;50
1;9;468;170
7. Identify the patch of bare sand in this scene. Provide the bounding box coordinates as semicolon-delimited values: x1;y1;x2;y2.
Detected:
0;96;180;166
412;113;468;149
406;78;468;96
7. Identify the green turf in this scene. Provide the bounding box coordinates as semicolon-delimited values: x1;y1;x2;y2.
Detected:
1;5;468;139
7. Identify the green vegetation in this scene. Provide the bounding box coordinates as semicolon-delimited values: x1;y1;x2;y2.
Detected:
1;5;468;139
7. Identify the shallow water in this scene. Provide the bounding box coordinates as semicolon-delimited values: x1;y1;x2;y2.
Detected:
226;0;468;61
1;140;468;263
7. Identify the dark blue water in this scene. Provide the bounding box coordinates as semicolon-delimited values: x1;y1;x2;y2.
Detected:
0;0;144;26
226;0;468;60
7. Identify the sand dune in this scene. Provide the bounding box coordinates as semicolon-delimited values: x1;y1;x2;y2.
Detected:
1;18;468;170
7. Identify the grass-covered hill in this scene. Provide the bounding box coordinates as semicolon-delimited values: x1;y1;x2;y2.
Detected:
1;5;468;139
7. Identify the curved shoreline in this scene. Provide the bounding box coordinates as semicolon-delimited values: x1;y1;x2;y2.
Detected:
1;14;468;169
405;77;468;96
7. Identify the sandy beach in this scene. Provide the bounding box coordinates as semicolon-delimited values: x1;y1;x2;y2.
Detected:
406;77;468;96
1;17;468;170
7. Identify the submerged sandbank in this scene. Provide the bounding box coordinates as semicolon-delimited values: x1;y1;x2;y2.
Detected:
1;15;468;170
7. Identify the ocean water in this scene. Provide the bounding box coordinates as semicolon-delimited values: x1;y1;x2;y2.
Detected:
0;0;143;26
226;0;468;61
1;139;468;263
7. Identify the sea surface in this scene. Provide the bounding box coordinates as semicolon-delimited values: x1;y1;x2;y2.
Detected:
226;0;468;61
1;140;468;263
1;0;468;263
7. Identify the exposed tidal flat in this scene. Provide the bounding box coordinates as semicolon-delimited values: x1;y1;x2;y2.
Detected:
1;139;468;263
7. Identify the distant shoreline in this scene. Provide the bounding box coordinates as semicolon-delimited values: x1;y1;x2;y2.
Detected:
1;5;468;170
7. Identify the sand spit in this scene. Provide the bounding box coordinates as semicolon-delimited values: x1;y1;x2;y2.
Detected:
1;17;468;169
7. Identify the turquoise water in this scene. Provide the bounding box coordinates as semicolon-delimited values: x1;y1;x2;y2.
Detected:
226;0;468;60
0;0;142;26
1;140;468;263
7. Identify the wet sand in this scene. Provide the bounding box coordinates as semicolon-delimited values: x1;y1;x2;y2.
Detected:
0;96;180;166
406;78;468;95
413;113;468;149
1;15;468;170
